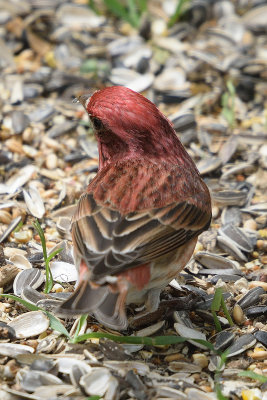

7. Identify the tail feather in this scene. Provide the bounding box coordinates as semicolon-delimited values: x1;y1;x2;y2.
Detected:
57;281;128;330
57;280;108;315
94;292;128;331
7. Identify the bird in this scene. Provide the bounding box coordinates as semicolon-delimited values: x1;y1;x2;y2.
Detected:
58;86;211;330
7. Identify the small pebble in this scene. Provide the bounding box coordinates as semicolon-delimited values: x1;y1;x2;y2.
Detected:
192;353;209;369
42;136;62;151
12;207;26;219
233;304;245;325
255;215;267;229
247;348;267;360
243;219;257;230
52;283;63;293
4;247;27;258
0;303;8;312
22;145;38;158
45;153;58;170
12;230;32;244
22;127;35;143
249;281;267;291
0;210;12;225
164;353;184;362
257;240;267;251
151;19;167;36
5;138;24;154
259;229;267;238
242;388;262;400
139;350;153;360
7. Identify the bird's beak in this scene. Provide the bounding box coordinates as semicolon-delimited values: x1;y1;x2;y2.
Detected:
73;93;92;109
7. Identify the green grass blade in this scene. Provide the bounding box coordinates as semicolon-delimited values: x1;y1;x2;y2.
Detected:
136;0;147;13
71;314;88;343
88;0;99;14
13;220;23;233
45;248;63;293
0;294;70;339
215;383;229;400
33;220;47;259
212;311;222;332
73;332;215;351
168;0;189;28
103;0;134;26
47;312;70;338
127;0;140;27
220;350;229;365
211;288;223;312
33;219;61;294
220;296;234;326
45;265;54;293
46;248;63;263
214;351;230;400
0;294;40;311
226;80;235;96
238;371;267;383
221;80;236;129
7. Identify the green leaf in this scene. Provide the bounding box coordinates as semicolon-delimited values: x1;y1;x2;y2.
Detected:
86;396;101;400
238;370;267;383
0;294;70;339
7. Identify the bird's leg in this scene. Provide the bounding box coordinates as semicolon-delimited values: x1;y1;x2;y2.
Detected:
115;277;130;317
145;287;161;313
130;287;162;325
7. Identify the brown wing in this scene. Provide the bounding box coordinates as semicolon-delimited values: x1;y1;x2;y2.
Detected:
72;189;211;282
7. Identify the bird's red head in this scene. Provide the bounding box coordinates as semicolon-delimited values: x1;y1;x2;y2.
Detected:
79;86;193;169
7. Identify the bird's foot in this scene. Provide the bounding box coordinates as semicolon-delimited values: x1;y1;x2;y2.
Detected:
129;293;200;329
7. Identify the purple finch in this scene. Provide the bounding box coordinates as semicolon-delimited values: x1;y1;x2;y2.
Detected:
58;86;211;330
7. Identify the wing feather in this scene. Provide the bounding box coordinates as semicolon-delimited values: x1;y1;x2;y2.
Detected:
71;192;211;281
